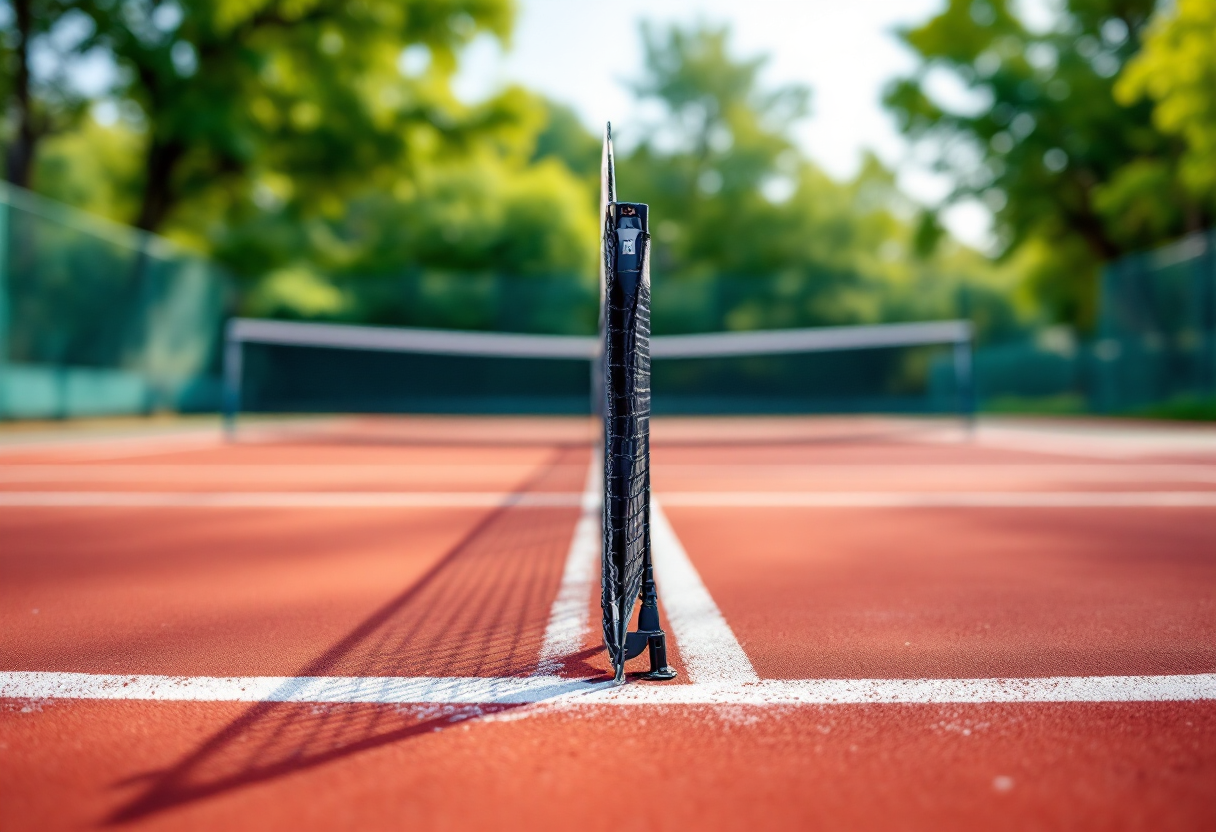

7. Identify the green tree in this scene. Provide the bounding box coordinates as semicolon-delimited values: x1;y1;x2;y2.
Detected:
884;0;1209;327
620;23;809;280
4;0;614;330
1117;0;1216;209
65;0;514;232
212;83;598;327
1;0;92;186
531;99;600;181
618;23;1013;336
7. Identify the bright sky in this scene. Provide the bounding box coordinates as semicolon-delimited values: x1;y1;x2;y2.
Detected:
451;0;1006;250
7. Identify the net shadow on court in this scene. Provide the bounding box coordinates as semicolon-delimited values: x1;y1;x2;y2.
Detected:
107;446;594;824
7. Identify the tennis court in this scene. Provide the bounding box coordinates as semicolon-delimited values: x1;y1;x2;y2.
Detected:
3;414;1215;830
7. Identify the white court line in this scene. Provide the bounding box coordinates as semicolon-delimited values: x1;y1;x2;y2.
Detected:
650;500;760;683
536;455;602;674
9;491;1216;509
919;424;1216;460
4;671;1215;706
5;491;1216;509
0;419;348;461
659;492;1216;508
533;463;760;683
0;464;587;482
0;492;586;508
660;464;1216;483
0;433;226;462
7;482;1210;706
2;464;1215;488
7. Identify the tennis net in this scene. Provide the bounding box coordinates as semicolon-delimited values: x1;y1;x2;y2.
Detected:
222;313;973;685
221;317;973;428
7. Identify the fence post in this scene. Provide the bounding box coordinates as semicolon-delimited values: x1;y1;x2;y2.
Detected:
953;328;975;432
222;320;242;439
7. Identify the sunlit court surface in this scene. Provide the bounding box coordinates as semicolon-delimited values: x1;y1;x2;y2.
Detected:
5;0;1216;826
2;414;1215;831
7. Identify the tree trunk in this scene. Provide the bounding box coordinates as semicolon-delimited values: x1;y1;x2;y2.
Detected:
135;138;185;232
6;0;36;187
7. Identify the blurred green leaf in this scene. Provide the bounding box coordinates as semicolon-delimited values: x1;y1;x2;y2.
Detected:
884;0;1209;329
1117;0;1216;206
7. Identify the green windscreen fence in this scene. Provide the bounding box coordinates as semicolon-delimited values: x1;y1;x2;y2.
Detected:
1094;230;1216;412
2;183;1212;421
0;185;230;419
964;230;1216;415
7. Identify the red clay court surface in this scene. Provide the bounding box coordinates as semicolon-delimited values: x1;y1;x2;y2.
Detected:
2;415;1216;831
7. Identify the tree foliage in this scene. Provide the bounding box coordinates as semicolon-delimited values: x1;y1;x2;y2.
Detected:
0;0;93;186
2;0;602;324
3;10;1019;335
885;0;1210;327
66;0;515;231
619;23;1015;336
1117;0;1216;205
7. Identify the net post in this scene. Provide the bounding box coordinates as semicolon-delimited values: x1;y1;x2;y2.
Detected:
598;133;678;682
953;324;975;435
634;551;677;680
222;319;243;440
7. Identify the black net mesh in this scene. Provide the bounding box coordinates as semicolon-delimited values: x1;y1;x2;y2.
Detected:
600;201;652;674
240;344;590;414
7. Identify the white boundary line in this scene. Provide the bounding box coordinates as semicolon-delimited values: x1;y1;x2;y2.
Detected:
4;463;1215;483
0;464;590;482
918;424;1216;460
0;492;586;508
4;491;1216;508
662;462;1216;475
658;491;1216;508
3;671;1214;705
0;421;336;461
651;499;759;683
536;456;601;674
0;432;225;460
534;461;762;683
6;473;1213;707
